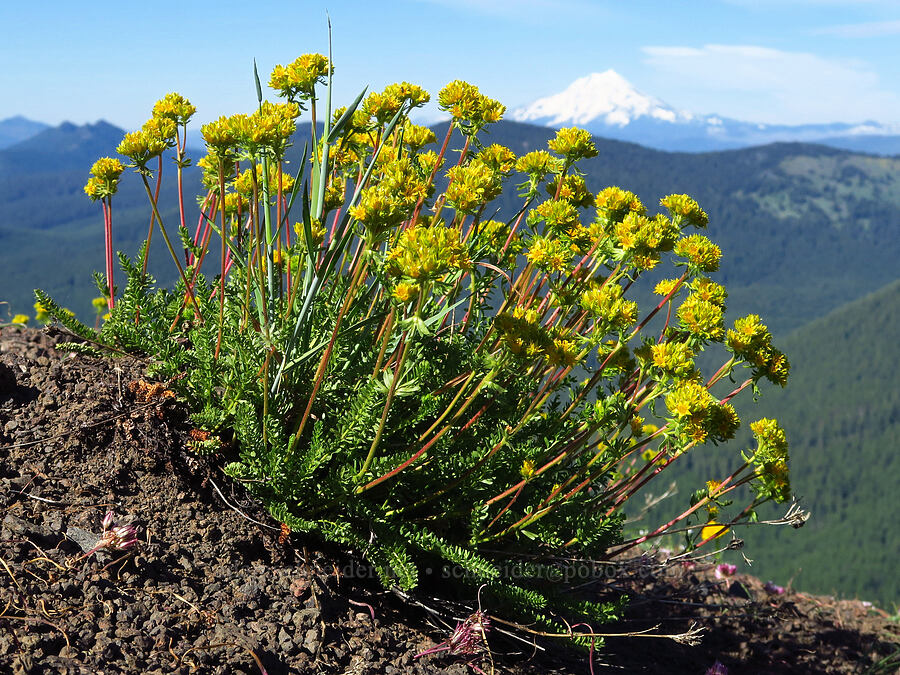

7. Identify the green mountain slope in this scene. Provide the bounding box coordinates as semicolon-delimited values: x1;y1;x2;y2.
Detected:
653;279;900;608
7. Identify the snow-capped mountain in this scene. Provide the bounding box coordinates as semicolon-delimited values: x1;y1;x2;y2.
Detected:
511;71;900;154
512;71;692;128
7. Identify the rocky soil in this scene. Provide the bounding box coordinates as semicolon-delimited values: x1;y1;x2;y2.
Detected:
1;325;897;674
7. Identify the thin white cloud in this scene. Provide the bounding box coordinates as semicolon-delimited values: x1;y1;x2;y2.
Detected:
814;19;900;37
641;44;900;124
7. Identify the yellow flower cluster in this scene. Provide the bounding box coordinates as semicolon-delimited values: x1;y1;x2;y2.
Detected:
385;223;470;281
547;336;581;368
476;144;517;176
363;83;431;126
233;163;295;198
141;117;178;147
520;459;536;480
323;175;347;213
660;193;709;228
665;379;714;419
612;212;678;255
445;160;502;214
293;218;327;252
349;158;430;239
229;103;300;154
222;192;248;217
391;281;420;305
612;214;644;250
152;92;196;125
653;278;682;298
595;186;645;223
10;314;28;325
201;103;298;160
547;127;598;164
402;122;437;152
750;418;791;503
515;150;562;179
526;235;572;273
201;117;238;160
649;341;695;378
269;54;332;101
726;315;790;387
710;403;741;441
727;314;768;356
84;156;125;201
33;302;49;323
665;380;738;444
528;199;580;233
546;174;594;208
677;294;724;341
438;80;505;129
690;277;727;306
674;234;721;272
494;307;581;367
116;129;170;167
580;282;638;330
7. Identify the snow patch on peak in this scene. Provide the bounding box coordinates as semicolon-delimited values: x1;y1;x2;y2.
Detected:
511;70;687;128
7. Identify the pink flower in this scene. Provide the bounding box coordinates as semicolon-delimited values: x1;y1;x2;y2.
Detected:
764;581;785;595
714;563;737;579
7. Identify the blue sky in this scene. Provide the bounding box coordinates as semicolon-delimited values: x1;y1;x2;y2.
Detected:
2;0;899;129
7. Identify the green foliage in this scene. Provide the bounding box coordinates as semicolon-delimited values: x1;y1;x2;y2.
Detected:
34;53;798;633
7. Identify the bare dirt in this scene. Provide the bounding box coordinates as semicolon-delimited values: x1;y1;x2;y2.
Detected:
1;325;897;674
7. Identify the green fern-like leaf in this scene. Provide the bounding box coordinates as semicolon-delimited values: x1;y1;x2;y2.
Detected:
34;289;97;342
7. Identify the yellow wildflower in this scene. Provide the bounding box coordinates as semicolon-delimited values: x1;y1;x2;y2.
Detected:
520;459;536;480
701;522;729;541
152;92;196;125
385;223;470;281
548;127;598;163
269;54;332;101
391;282;419;304
665;379;714;419
33;302;49;323
445;160;502;214
677;295;724;341
660;193;708;228
674;234;721;272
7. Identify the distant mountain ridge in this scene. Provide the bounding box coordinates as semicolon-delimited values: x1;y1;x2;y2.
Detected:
0;116;49;150
0;120;125;173
511;71;900;154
